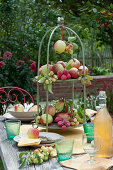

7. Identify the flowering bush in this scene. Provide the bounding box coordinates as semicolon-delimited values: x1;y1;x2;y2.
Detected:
0;51;37;104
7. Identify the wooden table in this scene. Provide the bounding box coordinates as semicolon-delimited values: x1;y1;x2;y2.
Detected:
0;116;77;170
1;116;113;170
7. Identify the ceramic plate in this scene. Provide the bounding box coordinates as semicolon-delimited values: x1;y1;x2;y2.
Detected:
3;113;34;121
8;110;36;118
14;132;64;144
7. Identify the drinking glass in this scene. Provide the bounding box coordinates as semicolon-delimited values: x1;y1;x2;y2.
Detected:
55;138;74;162
5;120;21;140
82;133;100;163
83;123;94;134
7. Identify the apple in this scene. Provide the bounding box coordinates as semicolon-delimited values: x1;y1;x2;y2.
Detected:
29;105;42;116
27;127;39;139
57;61;66;68
55;112;70;121
67;58;80;69
39;65;44;75
52;63;64;74
44;105;56;117
41;64;53;76
69;68;79;79
78;65;89;75
73;117;78;123
36;116;41;124
55;99;69;113
34;149;39;154
54;40;66;54
55;100;65;113
40;114;53;126
14;104;24;112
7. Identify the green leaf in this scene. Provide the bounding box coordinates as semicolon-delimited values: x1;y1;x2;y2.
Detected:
77;106;84;118
61;103;67;113
68;100;74;108
68;37;76;42
19;152;28;159
38;77;46;83
37;75;43;80
73;43;78;50
34;153;41;164
44;84;48;90
19;152;30;169
20;157;25;164
19;157;29;169
48;84;53;94
66;64;72;70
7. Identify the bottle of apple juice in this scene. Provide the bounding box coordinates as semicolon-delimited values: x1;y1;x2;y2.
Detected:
94;91;113;158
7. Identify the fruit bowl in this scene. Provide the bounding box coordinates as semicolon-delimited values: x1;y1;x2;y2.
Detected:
33;122;82;130
8;110;36;118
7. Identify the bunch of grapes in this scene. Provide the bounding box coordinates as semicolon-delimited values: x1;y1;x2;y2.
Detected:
19;146;54;168
29;146;54;164
57;69;71;80
55;117;70;131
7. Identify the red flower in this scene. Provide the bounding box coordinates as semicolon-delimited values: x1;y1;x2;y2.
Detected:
32;83;37;88
30;63;36;72
16;60;24;66
23;56;29;62
3;51;12;60
30;60;35;63
0;61;5;67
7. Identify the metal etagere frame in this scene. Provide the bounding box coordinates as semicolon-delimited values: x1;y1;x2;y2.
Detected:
37;21;86;132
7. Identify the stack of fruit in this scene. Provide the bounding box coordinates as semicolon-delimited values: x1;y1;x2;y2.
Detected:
38;39;88;81
35;99;86;131
36;39;89;93
38;58;88;81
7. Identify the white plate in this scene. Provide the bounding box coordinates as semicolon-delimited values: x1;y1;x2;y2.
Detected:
8;110;36;118
14;132;64;143
3;113;34;121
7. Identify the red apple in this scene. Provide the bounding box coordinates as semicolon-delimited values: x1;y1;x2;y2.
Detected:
52;63;64;74
44;105;56;117
67;58;80;69
27;127;39;139
78;65;89;75
40;114;53;126
69;68;79;79
55;112;70;121
14;104;24;112
57;61;66;68
39;65;44;75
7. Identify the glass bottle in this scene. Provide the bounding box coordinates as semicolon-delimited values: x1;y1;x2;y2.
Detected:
94;91;112;158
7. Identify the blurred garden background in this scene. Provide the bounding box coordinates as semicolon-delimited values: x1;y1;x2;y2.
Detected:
0;0;113;110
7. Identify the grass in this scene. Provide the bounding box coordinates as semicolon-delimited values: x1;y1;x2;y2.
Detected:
0;159;4;170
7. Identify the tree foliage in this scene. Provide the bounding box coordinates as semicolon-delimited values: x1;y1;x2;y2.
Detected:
43;0;113;55
0;0;61;63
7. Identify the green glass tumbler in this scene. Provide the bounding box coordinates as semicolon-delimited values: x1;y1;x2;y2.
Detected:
55;138;74;162
5;120;21;140
83;123;94;142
